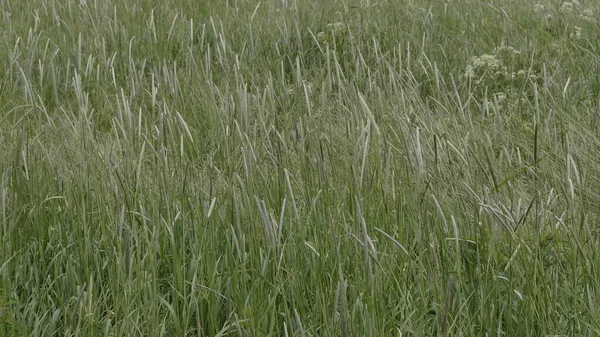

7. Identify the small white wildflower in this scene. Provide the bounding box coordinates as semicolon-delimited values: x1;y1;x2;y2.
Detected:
479;54;502;71
579;9;594;22
494;67;509;78
465;65;475;78
533;4;545;12
84;312;95;324
494;45;521;55
560;2;574;13
466;53;510;80
514;69;539;80
570;25;582;40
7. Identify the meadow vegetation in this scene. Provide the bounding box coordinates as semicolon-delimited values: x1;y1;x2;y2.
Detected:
1;0;600;335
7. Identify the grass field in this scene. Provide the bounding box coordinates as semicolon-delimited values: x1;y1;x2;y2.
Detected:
1;0;600;336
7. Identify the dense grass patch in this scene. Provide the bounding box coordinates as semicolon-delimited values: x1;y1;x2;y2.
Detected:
1;0;600;336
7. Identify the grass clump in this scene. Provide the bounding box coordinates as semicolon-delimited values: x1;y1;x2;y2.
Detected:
1;0;600;336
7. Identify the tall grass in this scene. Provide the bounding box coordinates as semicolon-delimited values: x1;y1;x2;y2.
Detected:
1;0;599;335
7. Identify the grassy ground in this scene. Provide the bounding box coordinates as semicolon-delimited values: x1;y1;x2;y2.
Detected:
0;0;599;336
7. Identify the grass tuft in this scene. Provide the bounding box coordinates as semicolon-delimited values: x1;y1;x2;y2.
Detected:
1;0;600;336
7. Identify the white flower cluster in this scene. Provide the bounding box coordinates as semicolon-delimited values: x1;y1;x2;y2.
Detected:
570;25;583;40
513;69;539;81
578;9;595;23
464;45;523;82
560;2;574;13
534;1;595;23
493;45;521;55
533;2;594;40
464;45;541;109
560;1;595;22
464;54;505;80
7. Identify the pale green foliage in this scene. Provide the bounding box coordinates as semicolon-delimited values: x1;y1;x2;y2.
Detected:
1;0;600;336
